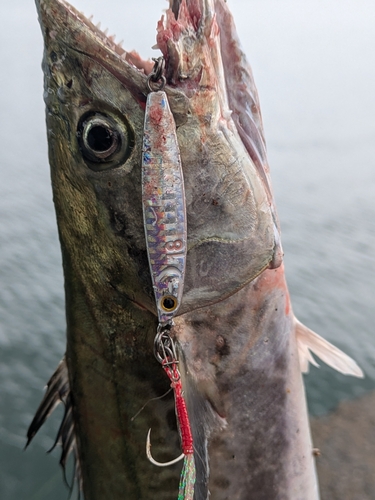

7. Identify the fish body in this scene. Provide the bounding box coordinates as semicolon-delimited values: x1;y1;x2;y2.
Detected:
28;0;362;499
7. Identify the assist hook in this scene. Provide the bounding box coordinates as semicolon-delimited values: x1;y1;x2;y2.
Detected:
146;429;184;467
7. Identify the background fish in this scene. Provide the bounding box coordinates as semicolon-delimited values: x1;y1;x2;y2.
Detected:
11;0;370;500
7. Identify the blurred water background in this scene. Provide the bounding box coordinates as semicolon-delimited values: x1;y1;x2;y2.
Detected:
0;0;374;498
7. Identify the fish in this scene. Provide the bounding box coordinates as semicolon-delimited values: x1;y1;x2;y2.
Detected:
27;0;363;499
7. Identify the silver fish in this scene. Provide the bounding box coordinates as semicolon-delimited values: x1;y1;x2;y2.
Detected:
27;0;363;499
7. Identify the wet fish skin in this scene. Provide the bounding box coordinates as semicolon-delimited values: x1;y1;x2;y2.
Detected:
175;265;319;499
28;0;363;499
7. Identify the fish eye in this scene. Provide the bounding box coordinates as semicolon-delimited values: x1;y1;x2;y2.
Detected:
161;296;178;312
77;112;133;170
84;118;118;157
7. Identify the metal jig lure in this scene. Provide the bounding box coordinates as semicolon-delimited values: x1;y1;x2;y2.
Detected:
142;57;187;326
142;58;195;500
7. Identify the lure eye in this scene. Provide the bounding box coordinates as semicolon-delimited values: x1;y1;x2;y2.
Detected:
77;112;133;169
161;296;178;312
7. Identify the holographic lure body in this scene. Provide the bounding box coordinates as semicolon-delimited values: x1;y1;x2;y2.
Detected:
142;89;187;325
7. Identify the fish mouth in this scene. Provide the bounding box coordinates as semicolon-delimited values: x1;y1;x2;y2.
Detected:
36;0;273;198
36;0;282;313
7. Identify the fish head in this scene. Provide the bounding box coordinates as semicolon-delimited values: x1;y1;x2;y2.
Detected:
35;0;282;317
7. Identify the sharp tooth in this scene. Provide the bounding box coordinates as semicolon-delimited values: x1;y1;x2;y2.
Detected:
109;34;116;42
96;22;101;29
88;15;93;22
152;43;160;50
121;52;127;61
103;28;109;35
118;40;124;48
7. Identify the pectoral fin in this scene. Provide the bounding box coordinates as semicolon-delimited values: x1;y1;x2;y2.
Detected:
26;356;82;491
294;318;364;378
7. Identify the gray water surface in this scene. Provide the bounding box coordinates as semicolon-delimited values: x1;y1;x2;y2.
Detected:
1;0;374;498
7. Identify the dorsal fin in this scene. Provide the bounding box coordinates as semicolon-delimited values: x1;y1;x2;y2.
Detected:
294;318;363;378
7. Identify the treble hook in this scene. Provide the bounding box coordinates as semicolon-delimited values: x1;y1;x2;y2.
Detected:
154;324;177;365
146;429;184;467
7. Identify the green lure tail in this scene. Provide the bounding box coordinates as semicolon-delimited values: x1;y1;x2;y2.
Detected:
178;453;196;500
